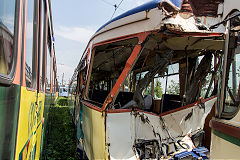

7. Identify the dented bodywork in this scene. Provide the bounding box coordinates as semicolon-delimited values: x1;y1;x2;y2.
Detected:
69;0;240;159
107;98;216;159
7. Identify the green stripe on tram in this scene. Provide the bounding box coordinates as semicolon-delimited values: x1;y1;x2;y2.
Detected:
213;130;240;147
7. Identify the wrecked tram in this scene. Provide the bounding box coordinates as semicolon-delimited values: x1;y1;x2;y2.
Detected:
69;0;240;159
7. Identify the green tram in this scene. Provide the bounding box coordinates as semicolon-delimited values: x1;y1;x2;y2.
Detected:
0;0;58;159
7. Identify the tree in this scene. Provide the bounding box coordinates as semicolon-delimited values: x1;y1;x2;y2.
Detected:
154;80;163;98
143;80;163;98
144;82;152;95
167;80;180;94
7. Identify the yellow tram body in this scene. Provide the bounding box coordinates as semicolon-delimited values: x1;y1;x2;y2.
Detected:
0;0;58;159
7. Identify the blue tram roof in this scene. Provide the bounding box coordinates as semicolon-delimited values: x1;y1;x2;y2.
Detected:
96;0;182;33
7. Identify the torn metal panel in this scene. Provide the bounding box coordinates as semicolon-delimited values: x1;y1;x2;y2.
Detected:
106;98;217;159
106;112;136;159
81;103;107;159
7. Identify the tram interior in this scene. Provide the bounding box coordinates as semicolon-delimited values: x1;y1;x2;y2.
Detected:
85;33;224;114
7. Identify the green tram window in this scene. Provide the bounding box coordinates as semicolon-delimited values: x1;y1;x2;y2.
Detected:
0;0;15;76
25;0;37;88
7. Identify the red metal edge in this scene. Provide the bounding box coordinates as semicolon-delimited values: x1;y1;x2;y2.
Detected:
82;100;102;112
160;96;216;116
209;119;240;139
75;28;223;85
92;30;157;48
159;96;216;116
107;109;132;113
167;29;224;37
79;26;224;66
77;30;159;74
93;33;139;48
101;32;151;111
107;96;216;116
201;96;217;103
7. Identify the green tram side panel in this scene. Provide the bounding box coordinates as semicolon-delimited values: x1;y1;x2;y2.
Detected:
68;96;75;116
0;84;21;160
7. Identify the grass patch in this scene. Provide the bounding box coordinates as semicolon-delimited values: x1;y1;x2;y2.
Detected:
56;97;68;106
41;102;77;160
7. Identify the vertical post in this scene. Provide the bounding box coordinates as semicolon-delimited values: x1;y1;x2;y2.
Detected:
127;75;130;92
214;54;217;85
151;78;154;97
102;33;149;110
85;48;95;99
232;56;237;97
217;20;230;118
132;72;136;92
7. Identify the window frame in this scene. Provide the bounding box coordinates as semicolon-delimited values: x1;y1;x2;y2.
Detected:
24;0;40;90
37;0;46;92
218;18;240;119
40;0;49;92
219;51;240;119
45;39;52;93
0;0;20;85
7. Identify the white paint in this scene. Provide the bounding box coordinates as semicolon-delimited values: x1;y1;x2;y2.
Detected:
106;113;136;160
223;0;240;19
91;7;224;45
106;98;217;159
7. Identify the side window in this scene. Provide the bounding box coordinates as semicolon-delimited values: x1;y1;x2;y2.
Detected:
0;0;15;75
79;57;87;93
222;52;240;115
165;63;180;95
25;0;36;88
46;41;51;93
147;63;179;99
88;38;139;106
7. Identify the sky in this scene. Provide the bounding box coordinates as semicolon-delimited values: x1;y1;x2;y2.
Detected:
51;0;151;85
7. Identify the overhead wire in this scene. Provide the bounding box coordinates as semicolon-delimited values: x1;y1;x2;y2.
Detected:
98;0;125;12
110;0;124;20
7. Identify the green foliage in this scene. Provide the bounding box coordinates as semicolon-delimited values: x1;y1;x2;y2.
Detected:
57;97;68;106
41;105;77;160
167;80;180;95
144;82;152;95
143;80;163;98
154;80;163;98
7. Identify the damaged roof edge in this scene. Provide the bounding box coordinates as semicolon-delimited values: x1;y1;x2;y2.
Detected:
96;0;182;33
